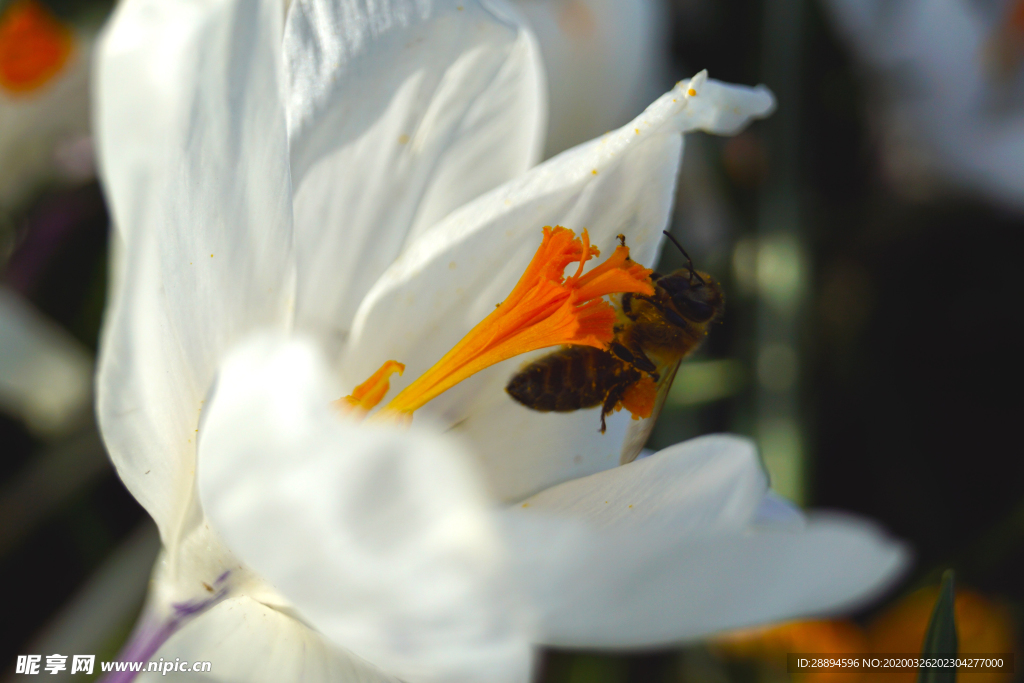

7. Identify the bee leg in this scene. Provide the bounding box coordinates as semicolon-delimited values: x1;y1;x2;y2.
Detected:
617;334;660;378
621;292;640;321
628;346;659;376
609;342;635;365
621;291;659;322
599;383;630;434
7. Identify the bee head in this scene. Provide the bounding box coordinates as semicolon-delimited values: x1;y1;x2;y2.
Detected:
656;273;721;322
656;231;722;323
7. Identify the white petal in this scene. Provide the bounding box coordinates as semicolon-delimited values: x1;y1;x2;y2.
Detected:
198;334;533;683
406;355;632;503
502;510;908;647
0;287;91;435
138;596;398;683
512;0;668;156
752;491;806;529
284;0;545;343
518;435;767;532
344;73;773;494
94;0;295;536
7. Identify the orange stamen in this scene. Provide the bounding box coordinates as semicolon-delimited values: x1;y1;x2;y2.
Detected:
373;227;654;416
0;0;74;95
571;242;653;302
571;228;592;279
335;360;404;414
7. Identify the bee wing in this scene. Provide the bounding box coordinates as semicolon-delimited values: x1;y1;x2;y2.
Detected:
619;358;682;465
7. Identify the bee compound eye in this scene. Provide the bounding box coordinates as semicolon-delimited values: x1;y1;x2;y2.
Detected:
675;297;715;322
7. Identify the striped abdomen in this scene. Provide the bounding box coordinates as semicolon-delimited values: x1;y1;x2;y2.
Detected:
506;346;640;412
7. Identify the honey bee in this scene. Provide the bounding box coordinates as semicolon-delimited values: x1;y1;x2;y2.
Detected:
506;231;724;464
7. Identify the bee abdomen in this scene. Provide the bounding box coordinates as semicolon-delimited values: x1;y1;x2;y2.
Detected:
507;346;633;412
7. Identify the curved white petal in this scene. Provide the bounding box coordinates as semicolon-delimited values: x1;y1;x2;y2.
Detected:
502;510;908;647
0;287;91;435
512;0;668;156
345;72;774;496
753;491;806;529
198;334;533;683
518;435;767;532
285;0;545;343
94;0;295;538
139;596;397;683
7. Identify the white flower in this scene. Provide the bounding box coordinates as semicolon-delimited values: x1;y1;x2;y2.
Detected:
824;0;1024;210
94;0;907;681
510;0;669;156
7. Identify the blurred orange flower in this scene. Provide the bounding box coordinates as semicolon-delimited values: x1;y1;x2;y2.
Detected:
0;0;73;95
714;619;867;683
867;585;1017;683
713;585;1016;683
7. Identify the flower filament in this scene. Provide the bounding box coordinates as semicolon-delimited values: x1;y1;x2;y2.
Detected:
342;226;654;418
335;360;405;415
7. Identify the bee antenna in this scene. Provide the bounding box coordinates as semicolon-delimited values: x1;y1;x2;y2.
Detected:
662;231;705;285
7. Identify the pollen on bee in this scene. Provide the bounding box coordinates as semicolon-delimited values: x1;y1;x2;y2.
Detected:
620;375;657;420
